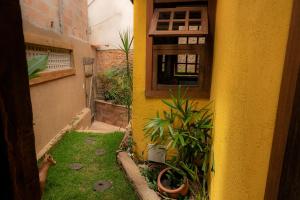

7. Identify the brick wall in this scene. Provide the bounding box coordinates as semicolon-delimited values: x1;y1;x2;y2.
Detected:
96;49;133;72
20;0;88;41
95;49;133;99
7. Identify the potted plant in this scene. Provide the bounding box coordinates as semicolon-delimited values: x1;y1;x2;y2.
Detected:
157;167;189;199
144;86;214;199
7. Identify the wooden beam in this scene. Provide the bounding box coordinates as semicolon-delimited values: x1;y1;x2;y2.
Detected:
29;68;75;86
154;0;207;3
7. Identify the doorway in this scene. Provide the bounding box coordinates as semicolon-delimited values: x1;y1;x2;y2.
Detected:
278;70;300;199
265;0;300;199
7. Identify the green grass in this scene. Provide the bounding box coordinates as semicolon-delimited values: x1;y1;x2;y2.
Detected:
41;131;138;200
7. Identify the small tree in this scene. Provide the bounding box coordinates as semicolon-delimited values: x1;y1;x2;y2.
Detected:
119;30;133;122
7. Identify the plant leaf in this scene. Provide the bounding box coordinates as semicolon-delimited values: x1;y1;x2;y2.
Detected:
27;55;48;79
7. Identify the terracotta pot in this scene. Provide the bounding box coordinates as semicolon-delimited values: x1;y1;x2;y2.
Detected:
157;167;189;199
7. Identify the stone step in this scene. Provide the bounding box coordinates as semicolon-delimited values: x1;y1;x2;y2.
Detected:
76;121;125;134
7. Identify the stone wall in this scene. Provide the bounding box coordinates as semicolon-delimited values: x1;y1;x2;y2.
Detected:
20;0;88;41
95;100;128;128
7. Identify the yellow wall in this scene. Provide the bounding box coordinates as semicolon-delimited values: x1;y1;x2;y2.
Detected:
132;0;208;158
210;0;292;199
133;0;292;199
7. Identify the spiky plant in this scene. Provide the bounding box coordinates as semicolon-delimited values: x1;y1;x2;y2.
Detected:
144;86;214;199
119;30;133;122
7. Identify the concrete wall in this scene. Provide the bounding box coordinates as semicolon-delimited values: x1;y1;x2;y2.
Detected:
21;0;88;41
88;0;133;50
20;0;95;154
133;0;293;199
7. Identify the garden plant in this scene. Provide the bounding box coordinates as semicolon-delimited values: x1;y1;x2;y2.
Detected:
98;29;133;122
144;86;214;199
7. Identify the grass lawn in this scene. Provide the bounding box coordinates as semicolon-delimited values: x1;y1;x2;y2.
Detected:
41;131;137;200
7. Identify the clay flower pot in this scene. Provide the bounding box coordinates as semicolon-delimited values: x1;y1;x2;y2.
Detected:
157;167;189;199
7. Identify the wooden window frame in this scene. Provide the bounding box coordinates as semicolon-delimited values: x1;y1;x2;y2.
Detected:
149;7;208;36
152;44;208;95
145;0;217;98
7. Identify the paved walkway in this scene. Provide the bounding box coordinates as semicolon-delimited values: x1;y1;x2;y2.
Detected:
77;121;125;133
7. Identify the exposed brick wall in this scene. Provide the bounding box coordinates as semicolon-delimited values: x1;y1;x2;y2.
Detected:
20;0;88;41
95;49;133;100
96;49;133;72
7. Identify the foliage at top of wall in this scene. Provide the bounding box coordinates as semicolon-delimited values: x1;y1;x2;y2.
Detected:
98;67;131;106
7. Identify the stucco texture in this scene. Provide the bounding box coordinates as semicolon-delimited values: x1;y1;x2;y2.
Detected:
20;0;95;155
24;24;96;154
210;0;292;199
133;0;293;199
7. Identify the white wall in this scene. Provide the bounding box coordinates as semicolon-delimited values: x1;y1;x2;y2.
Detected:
88;0;133;50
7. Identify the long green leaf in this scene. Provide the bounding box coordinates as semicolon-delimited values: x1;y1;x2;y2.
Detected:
161;99;176;109
27;55;48;79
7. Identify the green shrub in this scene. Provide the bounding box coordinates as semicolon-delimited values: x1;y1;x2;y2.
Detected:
144;86;214;199
98;67;132;106
98;29;133;122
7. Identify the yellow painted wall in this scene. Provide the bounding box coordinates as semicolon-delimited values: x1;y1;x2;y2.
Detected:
132;0;208;158
210;0;292;199
133;0;292;199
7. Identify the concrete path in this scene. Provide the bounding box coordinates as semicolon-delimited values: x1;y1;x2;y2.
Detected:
77;121;125;134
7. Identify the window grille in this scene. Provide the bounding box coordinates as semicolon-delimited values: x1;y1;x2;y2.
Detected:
25;43;73;71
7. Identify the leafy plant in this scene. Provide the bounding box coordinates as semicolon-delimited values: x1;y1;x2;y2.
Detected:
27;55;48;79
99;67;130;106
164;169;184;189
98;29;133;122
140;166;160;191
144;86;214;199
119;29;133;122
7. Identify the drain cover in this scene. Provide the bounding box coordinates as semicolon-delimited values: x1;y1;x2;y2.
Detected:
85;137;96;144
69;163;83;170
93;181;112;192
95;149;106;156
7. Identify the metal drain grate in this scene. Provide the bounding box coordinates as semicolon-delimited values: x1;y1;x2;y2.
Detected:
93;181;112;192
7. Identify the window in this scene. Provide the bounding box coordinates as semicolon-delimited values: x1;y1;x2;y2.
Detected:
146;0;216;98
149;7;208;36
25;43;75;86
26;43;73;71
